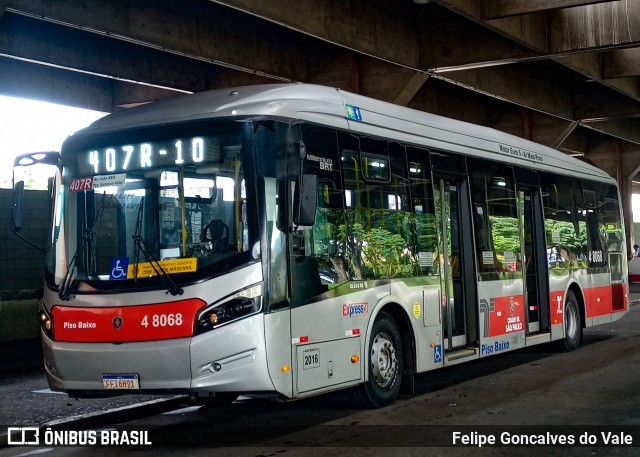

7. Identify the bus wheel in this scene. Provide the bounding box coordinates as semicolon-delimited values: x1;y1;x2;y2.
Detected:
559;291;582;352
354;312;403;408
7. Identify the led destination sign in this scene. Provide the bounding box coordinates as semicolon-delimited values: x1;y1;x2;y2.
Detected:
77;136;222;175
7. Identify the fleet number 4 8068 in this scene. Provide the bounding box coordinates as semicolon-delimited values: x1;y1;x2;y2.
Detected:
141;313;183;328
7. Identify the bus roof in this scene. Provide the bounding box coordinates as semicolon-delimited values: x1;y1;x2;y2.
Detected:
73;83;613;183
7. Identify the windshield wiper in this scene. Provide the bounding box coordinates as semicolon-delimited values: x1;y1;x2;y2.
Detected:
58;193;107;301
132;197;183;296
58;241;82;301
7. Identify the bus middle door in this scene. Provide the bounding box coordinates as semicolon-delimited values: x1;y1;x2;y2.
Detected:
434;172;477;356
519;186;550;334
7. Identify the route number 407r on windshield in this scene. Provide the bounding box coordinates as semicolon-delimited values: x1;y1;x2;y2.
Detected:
141;313;183;328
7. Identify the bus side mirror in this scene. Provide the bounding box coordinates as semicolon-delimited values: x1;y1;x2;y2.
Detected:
11;151;60;253
12;180;24;234
293;174;317;227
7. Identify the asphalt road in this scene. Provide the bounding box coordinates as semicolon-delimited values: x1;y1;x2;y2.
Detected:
2;290;640;456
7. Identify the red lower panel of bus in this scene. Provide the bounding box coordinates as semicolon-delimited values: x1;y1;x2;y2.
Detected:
489;284;626;338
51;298;206;343
554;284;626;321
583;285;629;317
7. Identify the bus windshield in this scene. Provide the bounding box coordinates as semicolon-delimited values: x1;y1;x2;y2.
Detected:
48;121;256;295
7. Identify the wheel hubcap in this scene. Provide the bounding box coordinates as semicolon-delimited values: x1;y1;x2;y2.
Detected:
370;331;397;388
566;303;577;339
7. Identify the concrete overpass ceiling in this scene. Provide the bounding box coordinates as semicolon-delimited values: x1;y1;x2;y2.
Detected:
0;0;639;176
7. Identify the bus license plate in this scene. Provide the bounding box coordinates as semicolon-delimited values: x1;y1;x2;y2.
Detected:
102;374;140;390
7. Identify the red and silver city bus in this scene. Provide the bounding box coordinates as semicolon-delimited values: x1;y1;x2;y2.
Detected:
13;84;628;407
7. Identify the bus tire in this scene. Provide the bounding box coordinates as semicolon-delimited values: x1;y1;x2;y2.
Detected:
354;312;403;408
558;290;582;352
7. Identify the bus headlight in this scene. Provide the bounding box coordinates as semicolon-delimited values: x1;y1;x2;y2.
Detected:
37;308;53;339
195;284;263;334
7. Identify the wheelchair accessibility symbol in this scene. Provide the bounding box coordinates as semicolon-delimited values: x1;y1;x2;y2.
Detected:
110;258;129;280
434;344;442;364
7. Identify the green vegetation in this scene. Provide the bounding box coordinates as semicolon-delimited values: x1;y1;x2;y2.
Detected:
0;299;41;341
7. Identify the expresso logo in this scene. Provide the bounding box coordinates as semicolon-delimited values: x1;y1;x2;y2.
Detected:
342;303;368;318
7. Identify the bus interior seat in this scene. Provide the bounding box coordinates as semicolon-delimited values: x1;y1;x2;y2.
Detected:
201;219;229;251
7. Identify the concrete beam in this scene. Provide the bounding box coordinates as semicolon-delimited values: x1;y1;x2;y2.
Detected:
418;0;638;104
440;0;640;56
358;57;427;104
574;83;640;122
555;52;639;100
437;63;575;121
0;13;191;93
411;79;590;156
552;121;580;149
210;1;572;77
474;100;586;151
210;0;420;69
0;12;271;98
443;0;640;54
483;0;611;20
438;0;640;124
603;49;640;79
306;48;354;91
437;0;549;53
0;56;182;112
585;118;640;146
4;0;310;82
550;2;640;54
419;6;538;72
394;72;430;106
438;59;640;147
418;4;640;116
0;0;440;110
408;77;491;127
306;48;433;105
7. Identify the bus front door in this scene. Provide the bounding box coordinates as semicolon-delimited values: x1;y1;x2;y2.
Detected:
435;176;477;352
521;188;550;334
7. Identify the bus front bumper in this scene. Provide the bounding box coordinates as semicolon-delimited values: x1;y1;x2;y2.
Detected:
42;313;277;395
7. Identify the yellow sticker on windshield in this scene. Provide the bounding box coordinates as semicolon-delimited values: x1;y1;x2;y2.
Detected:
127;258;197;278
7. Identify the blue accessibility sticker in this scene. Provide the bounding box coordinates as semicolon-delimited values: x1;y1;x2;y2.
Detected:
109;257;129;280
434;344;442;364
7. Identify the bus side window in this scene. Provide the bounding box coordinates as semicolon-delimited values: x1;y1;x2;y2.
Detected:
577;181;611;269
340;135;416;279
407;147;437;276
469;160;519;279
601;184;623;281
543;175;581;270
